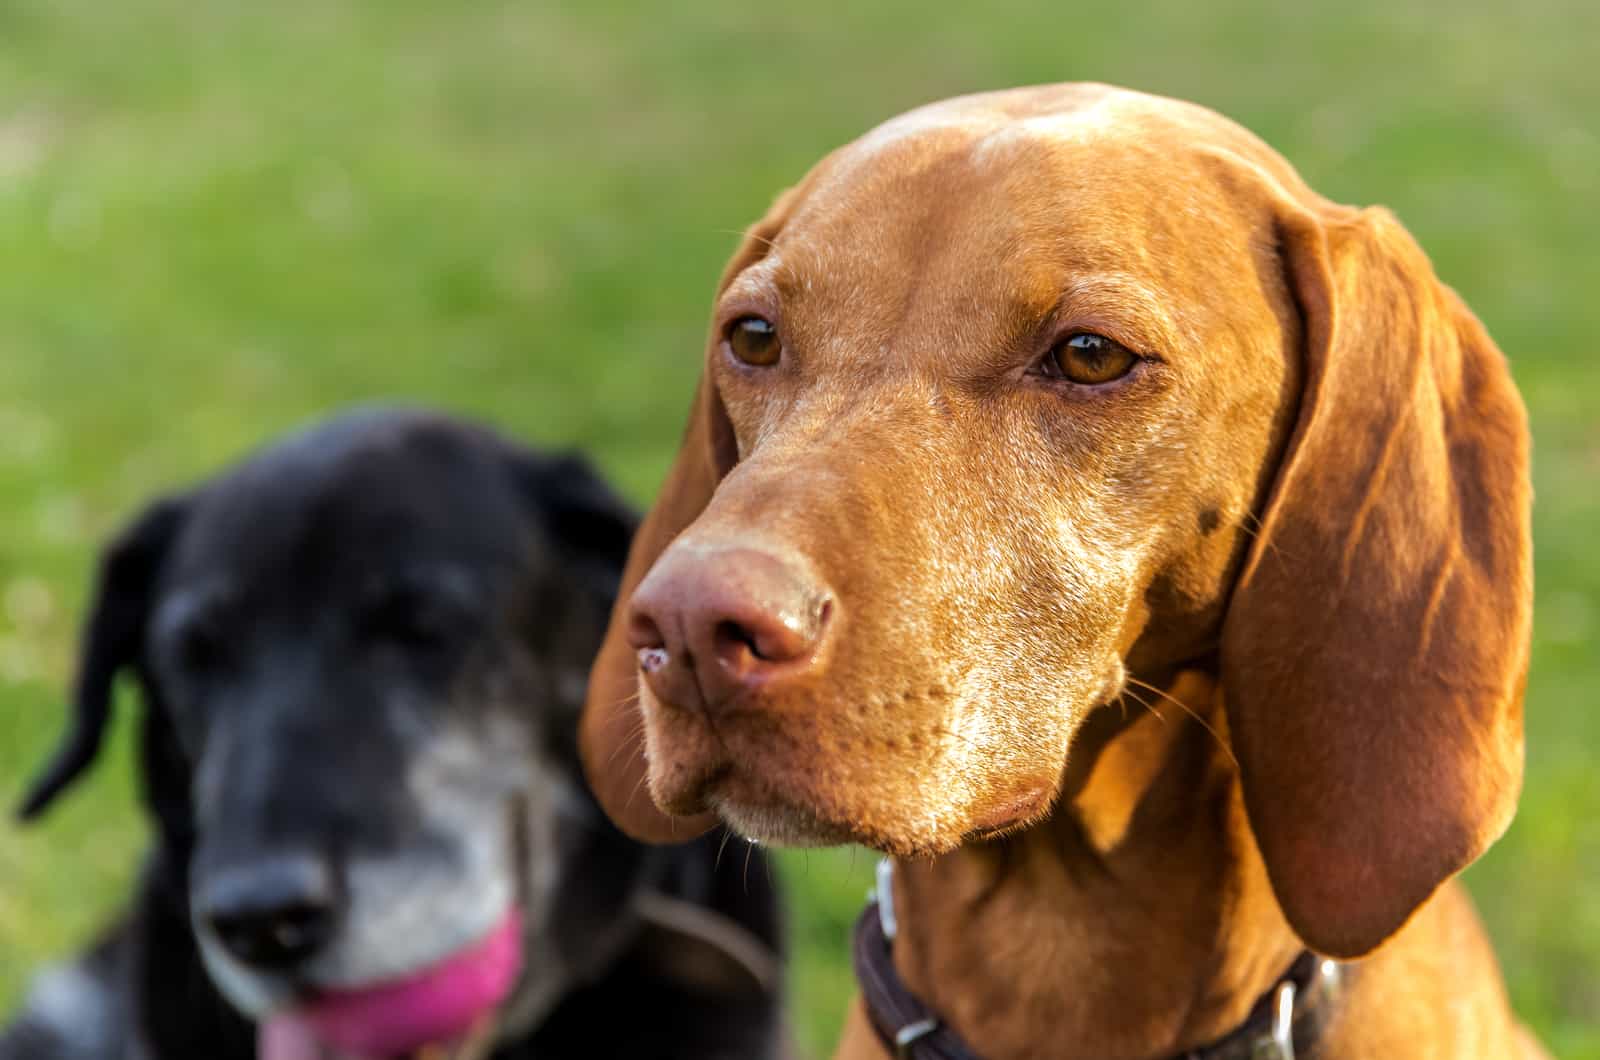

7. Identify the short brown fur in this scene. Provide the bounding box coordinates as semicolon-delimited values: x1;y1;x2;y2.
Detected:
581;85;1543;1058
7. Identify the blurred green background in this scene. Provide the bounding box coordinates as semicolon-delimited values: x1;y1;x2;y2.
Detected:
0;0;1594;1055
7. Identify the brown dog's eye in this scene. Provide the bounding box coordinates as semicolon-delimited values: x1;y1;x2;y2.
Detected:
1046;333;1138;385
727;316;781;367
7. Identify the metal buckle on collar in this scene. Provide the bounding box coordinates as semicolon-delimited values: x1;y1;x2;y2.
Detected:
873;860;942;1057
1250;979;1297;1060
894;1017;941;1058
876;858;900;941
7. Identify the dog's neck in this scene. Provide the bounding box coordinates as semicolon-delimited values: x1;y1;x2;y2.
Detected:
890;670;1303;1060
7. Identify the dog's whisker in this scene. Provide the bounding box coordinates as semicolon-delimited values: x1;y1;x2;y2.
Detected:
1234;508;1296;568
608;690;642;711
714;228;778;251
622;769;651;814
605;716;650;768
1120;685;1166;726
1125;676;1238;768
929;725;984;753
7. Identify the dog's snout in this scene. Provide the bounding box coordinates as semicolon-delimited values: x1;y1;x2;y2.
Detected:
196;853;340;971
629;546;833;711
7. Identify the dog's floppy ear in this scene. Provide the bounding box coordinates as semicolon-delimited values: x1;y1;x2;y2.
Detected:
1221;202;1532;958
17;496;188;820
579;188;801;843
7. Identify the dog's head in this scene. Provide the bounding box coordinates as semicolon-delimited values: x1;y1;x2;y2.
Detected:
582;84;1533;959
19;409;648;1060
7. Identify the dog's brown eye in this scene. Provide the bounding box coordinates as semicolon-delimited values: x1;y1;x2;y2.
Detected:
727;316;781;367
1046;333;1138;385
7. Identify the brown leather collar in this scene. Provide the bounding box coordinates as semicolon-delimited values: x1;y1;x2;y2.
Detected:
852;861;1348;1060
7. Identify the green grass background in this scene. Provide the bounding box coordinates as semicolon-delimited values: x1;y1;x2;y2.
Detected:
0;0;1595;1055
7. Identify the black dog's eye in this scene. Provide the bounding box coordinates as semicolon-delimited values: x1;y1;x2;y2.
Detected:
174;617;232;675
362;590;462;651
726;316;781;367
1042;333;1139;385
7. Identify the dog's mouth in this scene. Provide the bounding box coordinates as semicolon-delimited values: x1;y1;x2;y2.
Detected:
644;680;1060;856
256;907;523;1060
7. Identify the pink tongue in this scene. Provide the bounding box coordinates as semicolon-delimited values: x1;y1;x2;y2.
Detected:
258;909;522;1060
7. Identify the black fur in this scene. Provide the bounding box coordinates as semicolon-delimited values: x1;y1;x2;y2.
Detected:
2;409;785;1060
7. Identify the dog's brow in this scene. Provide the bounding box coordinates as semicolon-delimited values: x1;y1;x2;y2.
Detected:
720;265;783;308
1045;274;1188;354
151;580;237;638
362;564;484;604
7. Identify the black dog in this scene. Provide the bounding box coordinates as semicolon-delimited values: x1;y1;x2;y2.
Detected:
2;409;785;1060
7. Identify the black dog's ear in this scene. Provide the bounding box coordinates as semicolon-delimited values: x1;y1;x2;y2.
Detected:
16;496;188;820
509;450;639;590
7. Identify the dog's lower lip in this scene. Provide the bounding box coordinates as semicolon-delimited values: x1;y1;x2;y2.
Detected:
655;758;732;817
965;787;1052;839
710;772;862;846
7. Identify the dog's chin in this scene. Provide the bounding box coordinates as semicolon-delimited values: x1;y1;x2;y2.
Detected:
645;741;1032;859
641;681;1071;856
713;791;1050;858
648;731;1058;858
698;772;988;858
639;736;850;848
709;792;859;849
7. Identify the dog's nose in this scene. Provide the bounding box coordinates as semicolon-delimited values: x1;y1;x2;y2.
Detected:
628;546;833;711
196;854;341;971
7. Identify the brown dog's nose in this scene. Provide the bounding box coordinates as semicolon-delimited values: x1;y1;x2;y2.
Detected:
628;546;833;712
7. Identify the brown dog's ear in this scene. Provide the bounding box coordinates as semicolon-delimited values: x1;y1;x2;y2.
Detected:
1221;204;1532;958
579;191;798;842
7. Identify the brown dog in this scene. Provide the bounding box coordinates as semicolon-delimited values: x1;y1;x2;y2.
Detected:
581;84;1544;1058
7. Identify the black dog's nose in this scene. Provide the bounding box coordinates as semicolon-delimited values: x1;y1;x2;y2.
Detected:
195;854;340;970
